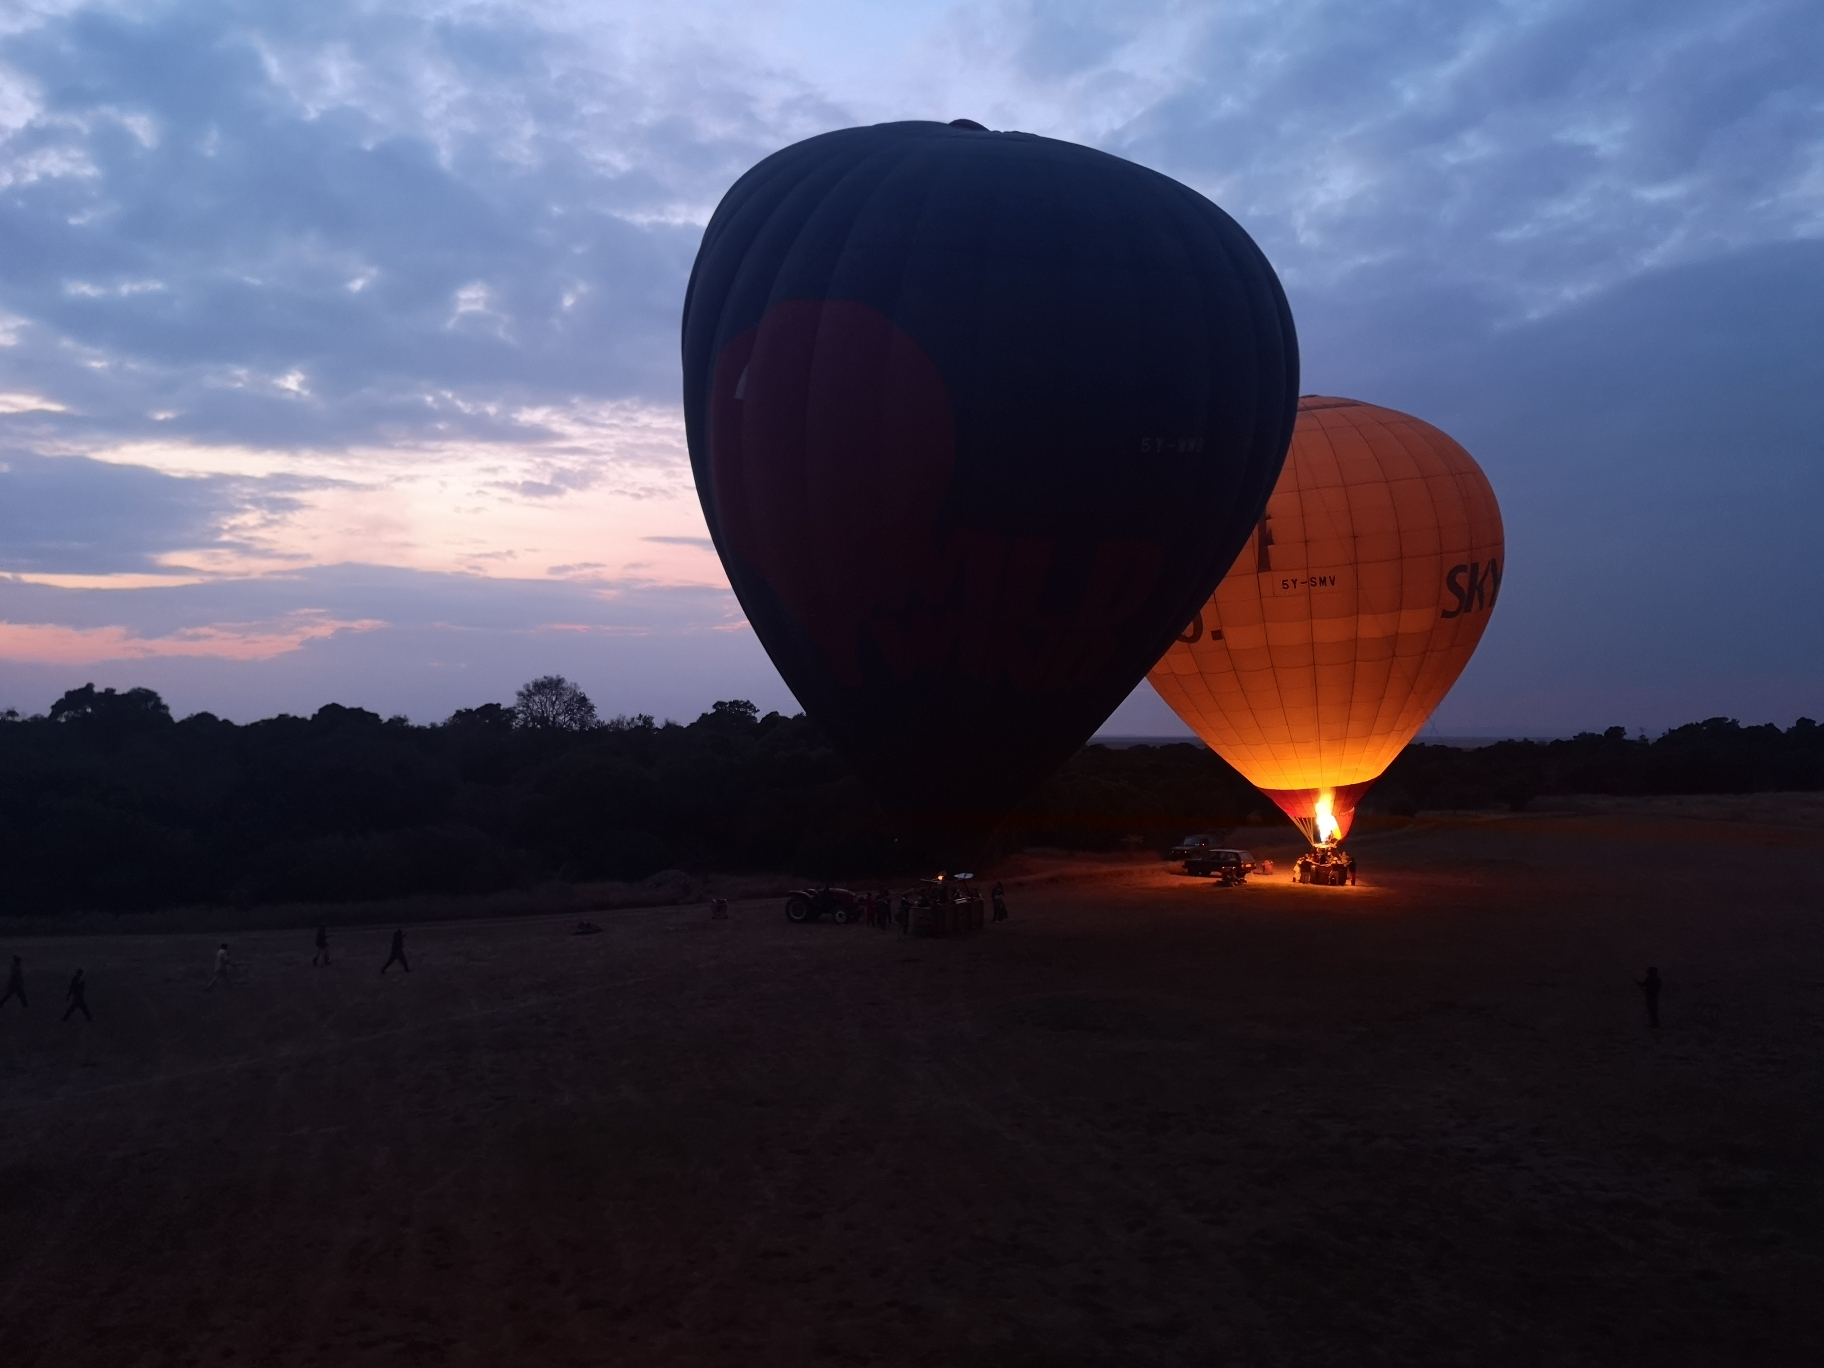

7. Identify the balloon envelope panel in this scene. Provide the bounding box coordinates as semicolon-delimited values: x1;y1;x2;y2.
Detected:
683;121;1298;824
1148;396;1504;843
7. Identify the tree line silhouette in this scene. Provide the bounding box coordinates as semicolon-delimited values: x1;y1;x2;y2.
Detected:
1371;719;1824;816
0;679;1818;915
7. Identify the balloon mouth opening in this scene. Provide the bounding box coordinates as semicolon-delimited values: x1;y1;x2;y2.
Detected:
1313;793;1342;846
1260;780;1377;848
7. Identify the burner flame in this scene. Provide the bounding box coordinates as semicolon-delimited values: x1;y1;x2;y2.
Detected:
1314;791;1341;847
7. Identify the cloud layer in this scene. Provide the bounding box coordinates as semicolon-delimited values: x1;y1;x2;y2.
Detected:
0;0;1819;730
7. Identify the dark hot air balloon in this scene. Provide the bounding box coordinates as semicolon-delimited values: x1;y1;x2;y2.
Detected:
682;120;1297;842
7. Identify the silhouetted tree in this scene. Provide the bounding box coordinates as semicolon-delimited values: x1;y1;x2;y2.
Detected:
49;684;172;730
445;703;515;730
513;676;599;731
601;712;656;733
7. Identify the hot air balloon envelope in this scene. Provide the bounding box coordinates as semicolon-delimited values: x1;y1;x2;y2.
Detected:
682;121;1298;834
1149;396;1505;845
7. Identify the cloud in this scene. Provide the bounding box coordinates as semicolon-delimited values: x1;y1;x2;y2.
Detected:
0;608;383;664
4;0;1812;461
0;563;786;722
1;394;714;586
0;0;1817;733
0;0;767;455
0;448;244;573
1110;0;1824;315
0;391;66;413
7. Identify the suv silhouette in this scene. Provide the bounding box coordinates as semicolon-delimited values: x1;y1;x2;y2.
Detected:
1183;849;1255;883
1168;833;1225;860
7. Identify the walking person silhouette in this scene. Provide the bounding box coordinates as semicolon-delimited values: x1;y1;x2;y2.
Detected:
1;955;24;1008
62;968;90;1021
380;928;410;975
312;926;330;966
1636;966;1662;1028
205;943;234;990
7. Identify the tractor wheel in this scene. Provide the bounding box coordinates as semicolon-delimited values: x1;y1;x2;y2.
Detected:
832;906;852;925
785;897;811;923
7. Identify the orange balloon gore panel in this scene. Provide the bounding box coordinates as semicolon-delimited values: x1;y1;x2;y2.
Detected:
1147;395;1504;843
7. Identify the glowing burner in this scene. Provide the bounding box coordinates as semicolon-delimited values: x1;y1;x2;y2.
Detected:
1313;792;1341;847
1260;779;1376;848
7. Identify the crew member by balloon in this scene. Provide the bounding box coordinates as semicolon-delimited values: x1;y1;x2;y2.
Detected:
1150;395;1504;853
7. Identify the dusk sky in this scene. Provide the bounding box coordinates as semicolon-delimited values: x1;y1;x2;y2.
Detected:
0;0;1818;736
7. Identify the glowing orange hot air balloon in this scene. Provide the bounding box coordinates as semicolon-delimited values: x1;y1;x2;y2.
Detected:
1148;396;1504;846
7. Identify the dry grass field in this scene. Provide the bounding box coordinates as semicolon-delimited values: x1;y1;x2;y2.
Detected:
3;800;1822;1366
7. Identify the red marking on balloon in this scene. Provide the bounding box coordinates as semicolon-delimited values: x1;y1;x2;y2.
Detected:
710;298;1165;692
711;299;956;687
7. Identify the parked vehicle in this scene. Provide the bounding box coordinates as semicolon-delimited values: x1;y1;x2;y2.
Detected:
1183;849;1255;884
1168;833;1227;860
784;885;863;923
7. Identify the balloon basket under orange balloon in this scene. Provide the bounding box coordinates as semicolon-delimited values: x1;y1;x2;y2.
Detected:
1292;847;1356;886
1260;779;1377;849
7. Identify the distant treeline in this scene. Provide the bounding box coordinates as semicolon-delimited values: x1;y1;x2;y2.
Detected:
0;680;1818;915
1369;719;1824;816
0;679;1261;914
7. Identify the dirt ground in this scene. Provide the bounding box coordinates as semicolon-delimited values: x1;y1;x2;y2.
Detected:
2;803;1822;1367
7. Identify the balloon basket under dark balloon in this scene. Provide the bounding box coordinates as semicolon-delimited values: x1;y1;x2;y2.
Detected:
908;894;987;939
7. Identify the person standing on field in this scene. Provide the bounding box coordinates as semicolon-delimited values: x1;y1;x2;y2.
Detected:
991;883;1008;923
205;942;234;990
312;926;330;966
1636;966;1662;1028
380;928;410;975
62;968;90;1021
1;955;24;1008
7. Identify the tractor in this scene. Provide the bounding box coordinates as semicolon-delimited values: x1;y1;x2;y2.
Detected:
783;885;864;924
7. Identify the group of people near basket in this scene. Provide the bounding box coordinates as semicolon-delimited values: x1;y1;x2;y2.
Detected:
1294;848;1357;885
712;882;1012;932
854;881;1009;934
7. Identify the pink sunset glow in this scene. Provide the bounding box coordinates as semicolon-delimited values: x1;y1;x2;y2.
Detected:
0;613;388;666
